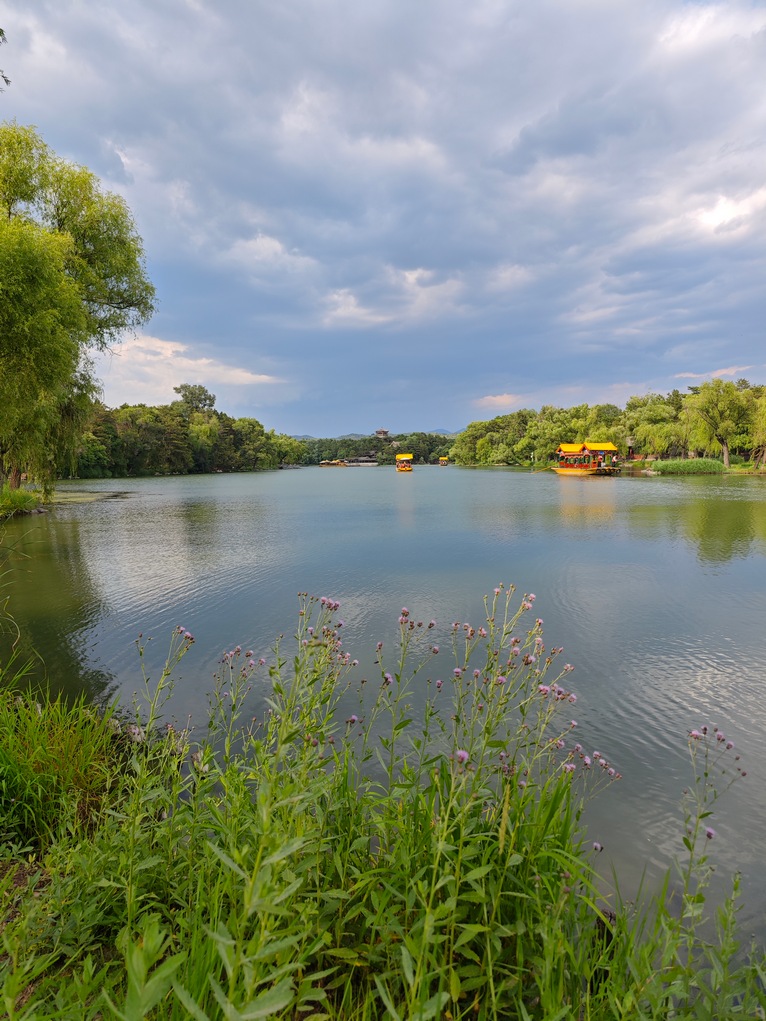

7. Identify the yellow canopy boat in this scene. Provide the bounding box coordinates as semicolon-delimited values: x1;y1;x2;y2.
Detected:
395;453;414;472
552;442;621;476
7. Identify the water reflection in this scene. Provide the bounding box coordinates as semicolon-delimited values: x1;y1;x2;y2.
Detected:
624;477;766;563
0;516;118;706
2;470;766;937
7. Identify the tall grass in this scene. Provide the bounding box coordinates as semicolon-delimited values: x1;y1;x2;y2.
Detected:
0;485;41;518
2;589;765;1019
651;459;725;475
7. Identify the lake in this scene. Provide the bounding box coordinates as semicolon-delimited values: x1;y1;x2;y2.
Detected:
3;466;766;936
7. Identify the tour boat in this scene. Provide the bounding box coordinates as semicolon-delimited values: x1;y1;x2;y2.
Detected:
552;442;621;476
319;459;349;467
439;456;448;466
395;453;414;472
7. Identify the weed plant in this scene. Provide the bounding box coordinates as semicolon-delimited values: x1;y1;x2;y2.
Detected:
651;459;725;476
0;485;40;519
1;589;765;1019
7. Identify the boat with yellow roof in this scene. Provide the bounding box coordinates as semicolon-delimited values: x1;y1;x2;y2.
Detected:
553;442;621;476
395;453;414;472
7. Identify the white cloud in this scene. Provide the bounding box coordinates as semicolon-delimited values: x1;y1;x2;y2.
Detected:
674;365;756;381
474;393;526;410
93;335;283;408
695;189;766;235
485;263;535;292
225;233;317;278
659;6;766;54
322;289;391;327
389;267;465;319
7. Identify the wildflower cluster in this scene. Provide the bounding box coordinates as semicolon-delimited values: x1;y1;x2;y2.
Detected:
683;722;746;860
6;584;765;1021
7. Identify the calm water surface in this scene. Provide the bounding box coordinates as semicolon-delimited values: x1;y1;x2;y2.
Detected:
3;467;766;934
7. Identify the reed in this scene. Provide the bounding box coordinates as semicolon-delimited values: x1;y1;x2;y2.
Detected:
0;485;41;519
2;589;764;1019
651;458;725;475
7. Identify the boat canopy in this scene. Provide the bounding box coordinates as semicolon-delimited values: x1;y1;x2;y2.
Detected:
583;441;618;452
396;453;414;461
556;441;619;455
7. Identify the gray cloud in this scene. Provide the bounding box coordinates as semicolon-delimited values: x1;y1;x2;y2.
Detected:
2;0;765;434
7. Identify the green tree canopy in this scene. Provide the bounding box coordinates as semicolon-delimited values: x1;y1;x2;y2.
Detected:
685;379;751;468
172;383;217;415
0;122;155;492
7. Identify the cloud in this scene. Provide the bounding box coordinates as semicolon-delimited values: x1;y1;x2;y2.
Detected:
674;365;757;381
485;264;535;293
3;0;766;434
225;233;318;280
474;393;527;411
93;336;284;409
322;289;391;327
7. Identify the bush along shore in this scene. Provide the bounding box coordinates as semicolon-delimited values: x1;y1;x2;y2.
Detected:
1;589;764;1019
647;458;725;476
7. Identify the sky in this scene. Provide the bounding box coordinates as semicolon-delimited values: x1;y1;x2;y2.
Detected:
1;1;766;437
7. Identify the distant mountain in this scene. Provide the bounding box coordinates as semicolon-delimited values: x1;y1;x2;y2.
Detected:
290;429;460;441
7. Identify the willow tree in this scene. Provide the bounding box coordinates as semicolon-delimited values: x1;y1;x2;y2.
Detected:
684;379;751;468
0;28;9;91
0;122;155;494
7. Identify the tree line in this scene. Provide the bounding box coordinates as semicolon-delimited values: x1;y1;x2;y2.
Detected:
76;384;307;478
76;389;453;478
449;379;766;469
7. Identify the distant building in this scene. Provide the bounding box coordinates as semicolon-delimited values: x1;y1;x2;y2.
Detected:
375;429;389;438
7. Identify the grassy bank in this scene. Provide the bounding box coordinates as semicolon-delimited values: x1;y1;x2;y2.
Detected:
649;459;725;476
2;591;765;1019
0;485;41;519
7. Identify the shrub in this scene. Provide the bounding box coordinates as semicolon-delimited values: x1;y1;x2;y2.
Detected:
651;458;724;475
0;484;41;518
0;688;126;849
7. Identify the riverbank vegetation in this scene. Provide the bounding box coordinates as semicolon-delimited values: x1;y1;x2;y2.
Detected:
0;485;40;519
650;458;725;476
2;590;764;1019
73;389;452;479
450;378;766;470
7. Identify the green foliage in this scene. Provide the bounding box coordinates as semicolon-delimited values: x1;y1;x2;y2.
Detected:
0;28;9;91
75;396;305;477
0;120;155;494
685;380;752;468
2;596;765;1018
0;687;125;850
172;384;217;415
448;381;766;468
0;485;40;518
651;458;725;475
289;431;450;466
